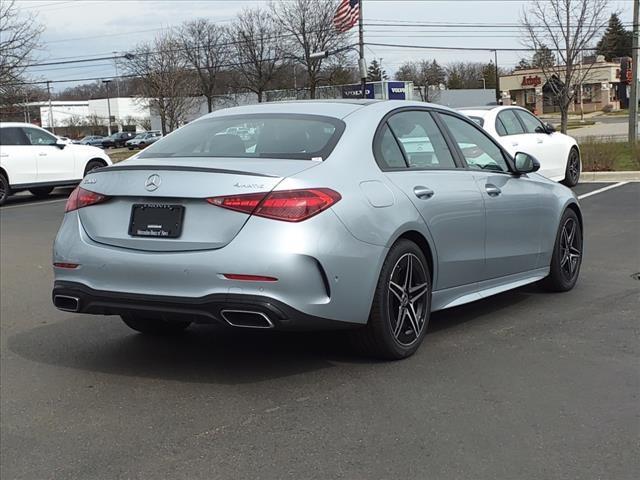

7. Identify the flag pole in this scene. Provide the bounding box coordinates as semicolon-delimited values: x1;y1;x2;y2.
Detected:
358;0;367;99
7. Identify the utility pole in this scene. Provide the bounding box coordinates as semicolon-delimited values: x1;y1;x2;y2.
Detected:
358;0;367;99
46;80;55;134
102;79;113;136
629;0;639;144
493;50;500;104
113;52;121;98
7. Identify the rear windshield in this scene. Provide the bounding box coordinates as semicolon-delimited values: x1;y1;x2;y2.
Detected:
138;114;345;161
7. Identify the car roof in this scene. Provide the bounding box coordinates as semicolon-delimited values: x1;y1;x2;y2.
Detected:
0;122;45;128
203;99;456;121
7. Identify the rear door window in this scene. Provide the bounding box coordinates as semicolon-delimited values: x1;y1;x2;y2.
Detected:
496;110;525;136
0;127;29;146
382;110;456;169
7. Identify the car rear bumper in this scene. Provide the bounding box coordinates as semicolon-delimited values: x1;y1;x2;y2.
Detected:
52;281;358;330
53;209;387;325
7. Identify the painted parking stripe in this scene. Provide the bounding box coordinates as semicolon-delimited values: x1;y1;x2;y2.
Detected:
0;198;67;211
578;181;629;200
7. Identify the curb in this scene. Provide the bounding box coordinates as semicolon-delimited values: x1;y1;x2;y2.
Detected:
580;171;640;182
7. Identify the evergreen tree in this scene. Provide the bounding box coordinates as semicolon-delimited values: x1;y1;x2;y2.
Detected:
367;59;388;81
596;13;632;60
516;58;532;70
531;45;556;68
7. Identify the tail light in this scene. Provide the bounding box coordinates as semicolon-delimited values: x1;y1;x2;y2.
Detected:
65;186;110;213
207;188;341;222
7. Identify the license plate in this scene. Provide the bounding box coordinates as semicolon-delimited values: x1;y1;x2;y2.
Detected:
129;204;184;238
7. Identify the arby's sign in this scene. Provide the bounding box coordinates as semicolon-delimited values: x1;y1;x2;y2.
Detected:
521;75;542;87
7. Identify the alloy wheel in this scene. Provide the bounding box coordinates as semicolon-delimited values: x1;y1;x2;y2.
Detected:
568;151;580;184
559;217;581;281
387;253;430;346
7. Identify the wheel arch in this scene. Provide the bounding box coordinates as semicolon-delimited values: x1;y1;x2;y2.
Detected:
565;200;583;232
84;157;108;174
0;166;9;184
392;230;436;285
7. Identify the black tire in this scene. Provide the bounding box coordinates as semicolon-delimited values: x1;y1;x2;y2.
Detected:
540;209;583;292
562;148;581;187
0;173;9;206
121;314;191;335
29;186;54;198
351;239;432;360
138;142;146;149
84;159;106;176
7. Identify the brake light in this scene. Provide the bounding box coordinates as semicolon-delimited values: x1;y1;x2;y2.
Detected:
223;274;278;282
65;186;109;213
207;188;341;222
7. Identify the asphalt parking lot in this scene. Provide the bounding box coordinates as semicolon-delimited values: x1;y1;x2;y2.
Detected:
1;182;638;480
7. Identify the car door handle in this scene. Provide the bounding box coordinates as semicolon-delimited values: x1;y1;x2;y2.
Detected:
38;152;48;156
485;184;501;197
511;142;519;147
536;138;544;144
413;186;434;199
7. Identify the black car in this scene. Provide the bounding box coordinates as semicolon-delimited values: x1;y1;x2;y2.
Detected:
101;132;136;149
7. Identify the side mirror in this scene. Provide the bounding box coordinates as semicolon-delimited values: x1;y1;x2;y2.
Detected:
514;152;540;174
544;122;556;134
55;139;67;149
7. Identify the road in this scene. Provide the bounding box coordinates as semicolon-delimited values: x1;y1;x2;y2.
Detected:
1;183;639;480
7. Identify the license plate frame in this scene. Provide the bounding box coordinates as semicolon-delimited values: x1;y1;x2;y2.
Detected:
128;204;185;238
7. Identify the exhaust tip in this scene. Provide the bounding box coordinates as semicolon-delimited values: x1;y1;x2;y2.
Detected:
221;310;274;329
54;295;80;312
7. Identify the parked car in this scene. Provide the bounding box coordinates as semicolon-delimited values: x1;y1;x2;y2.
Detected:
125;132;162;150
51;100;582;359
101;131;136;149
57;136;73;144
458;106;580;186
75;135;104;146
0;122;112;205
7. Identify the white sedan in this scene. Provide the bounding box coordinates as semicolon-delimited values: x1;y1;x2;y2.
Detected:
0;122;112;205
458;106;580;186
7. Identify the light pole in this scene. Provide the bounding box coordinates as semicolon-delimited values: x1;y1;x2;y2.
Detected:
46;80;55;134
629;0;639;144
102;79;113;136
479;77;486;89
113;51;121;98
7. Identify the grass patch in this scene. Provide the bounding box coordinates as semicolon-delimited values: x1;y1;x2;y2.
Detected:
106;148;136;163
566;120;596;130
579;138;640;171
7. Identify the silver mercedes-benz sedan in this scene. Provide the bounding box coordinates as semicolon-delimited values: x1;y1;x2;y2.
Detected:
52;100;583;359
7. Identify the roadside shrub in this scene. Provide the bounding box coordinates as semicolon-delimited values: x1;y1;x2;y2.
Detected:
579;137;640;171
601;104;613;113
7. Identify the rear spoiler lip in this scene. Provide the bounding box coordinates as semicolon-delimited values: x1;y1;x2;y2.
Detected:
91;164;278;178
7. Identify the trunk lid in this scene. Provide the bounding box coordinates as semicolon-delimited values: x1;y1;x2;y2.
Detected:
78;157;319;252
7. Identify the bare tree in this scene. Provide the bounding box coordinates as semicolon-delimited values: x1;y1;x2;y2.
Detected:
122;32;198;134
521;0;610;133
0;0;43;104
270;0;348;99
176;19;230;113
231;7;285;102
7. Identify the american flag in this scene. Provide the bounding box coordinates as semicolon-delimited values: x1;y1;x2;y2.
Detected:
333;0;360;33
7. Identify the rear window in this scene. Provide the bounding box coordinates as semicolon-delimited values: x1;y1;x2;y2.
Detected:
139;114;346;161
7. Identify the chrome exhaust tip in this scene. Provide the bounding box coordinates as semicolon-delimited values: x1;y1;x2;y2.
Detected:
221;309;274;329
53;295;80;312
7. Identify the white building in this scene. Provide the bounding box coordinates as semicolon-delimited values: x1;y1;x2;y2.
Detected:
34;98;152;133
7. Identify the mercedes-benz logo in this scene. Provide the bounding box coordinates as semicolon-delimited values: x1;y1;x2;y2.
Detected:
145;174;161;192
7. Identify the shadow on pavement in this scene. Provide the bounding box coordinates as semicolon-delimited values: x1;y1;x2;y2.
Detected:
8;285;539;385
1;188;73;207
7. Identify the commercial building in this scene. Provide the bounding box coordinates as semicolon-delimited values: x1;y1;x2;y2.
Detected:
499;56;633;114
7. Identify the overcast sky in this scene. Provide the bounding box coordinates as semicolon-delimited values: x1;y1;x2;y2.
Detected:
18;0;635;92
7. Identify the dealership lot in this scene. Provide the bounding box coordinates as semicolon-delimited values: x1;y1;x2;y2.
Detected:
1;183;638;479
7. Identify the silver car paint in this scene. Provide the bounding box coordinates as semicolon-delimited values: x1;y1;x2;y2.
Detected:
53;100;580;325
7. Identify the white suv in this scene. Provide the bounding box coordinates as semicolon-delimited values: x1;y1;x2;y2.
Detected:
0;123;112;205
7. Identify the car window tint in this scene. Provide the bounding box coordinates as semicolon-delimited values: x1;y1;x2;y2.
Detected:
440;114;510;173
495;118;508;136
496;110;525;135
469;116;484;127
387;111;456;169
23;127;57;145
0;127;29;146
514;109;544;134
139;114;344;161
376;123;407;169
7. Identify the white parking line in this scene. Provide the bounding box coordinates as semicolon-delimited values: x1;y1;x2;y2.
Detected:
0;198;67;211
578;181;630;200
